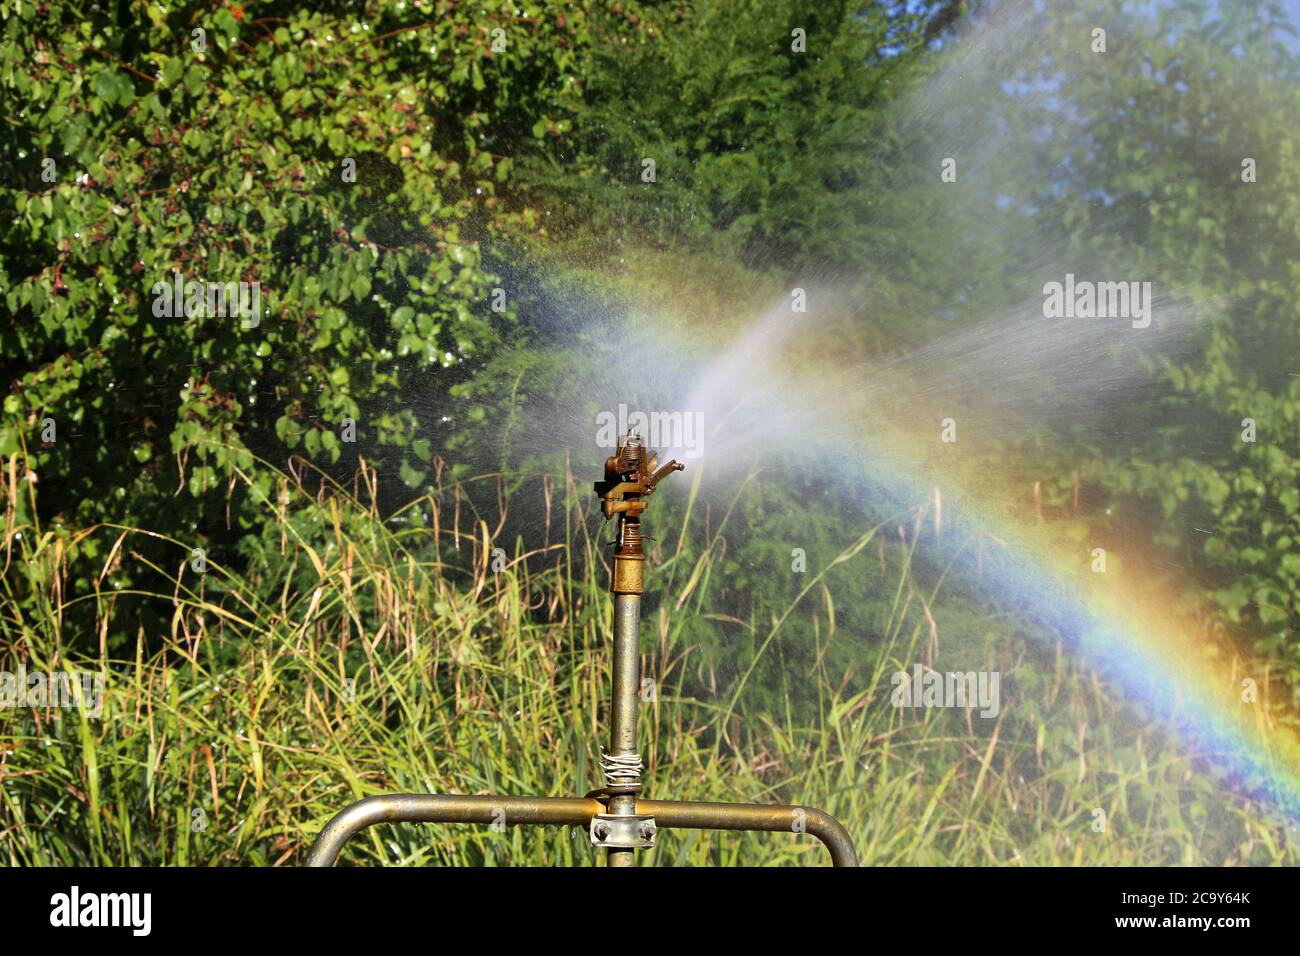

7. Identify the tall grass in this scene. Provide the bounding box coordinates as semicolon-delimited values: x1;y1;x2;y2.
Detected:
0;448;1296;866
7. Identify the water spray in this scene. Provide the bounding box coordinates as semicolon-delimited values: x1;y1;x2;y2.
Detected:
306;432;857;867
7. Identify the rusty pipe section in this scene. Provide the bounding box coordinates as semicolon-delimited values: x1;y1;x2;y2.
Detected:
643;800;859;867
304;793;856;866
304;794;601;867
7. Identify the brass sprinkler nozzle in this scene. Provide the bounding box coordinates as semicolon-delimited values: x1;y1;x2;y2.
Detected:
593;432;683;593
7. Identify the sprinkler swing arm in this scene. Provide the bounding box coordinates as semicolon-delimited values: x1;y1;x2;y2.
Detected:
306;432;858;868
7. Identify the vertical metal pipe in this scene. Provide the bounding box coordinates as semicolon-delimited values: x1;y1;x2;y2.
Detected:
607;591;641;867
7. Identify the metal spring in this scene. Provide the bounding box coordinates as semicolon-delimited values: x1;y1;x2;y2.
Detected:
620;520;643;551
600;749;643;787
621;433;644;470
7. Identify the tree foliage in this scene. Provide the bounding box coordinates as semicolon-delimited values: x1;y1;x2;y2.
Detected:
1;0;647;601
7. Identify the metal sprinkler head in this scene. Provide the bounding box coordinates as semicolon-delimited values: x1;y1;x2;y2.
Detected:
593;432;683;594
594;431;684;521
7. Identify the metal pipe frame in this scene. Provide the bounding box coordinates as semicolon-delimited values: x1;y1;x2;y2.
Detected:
305;793;858;867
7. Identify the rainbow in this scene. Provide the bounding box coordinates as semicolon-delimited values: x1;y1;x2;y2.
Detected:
771;356;1300;822
594;284;1300;824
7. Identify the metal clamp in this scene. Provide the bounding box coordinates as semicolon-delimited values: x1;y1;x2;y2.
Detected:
590;813;657;849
